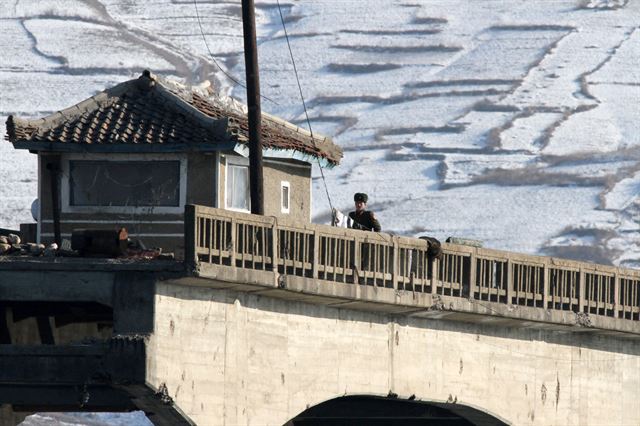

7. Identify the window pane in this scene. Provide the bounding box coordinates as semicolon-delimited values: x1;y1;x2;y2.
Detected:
70;161;180;207
282;185;289;210
227;164;249;210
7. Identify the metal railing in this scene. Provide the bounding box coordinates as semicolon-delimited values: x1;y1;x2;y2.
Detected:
185;205;640;322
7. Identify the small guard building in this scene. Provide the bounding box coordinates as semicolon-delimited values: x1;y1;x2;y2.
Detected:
5;70;342;256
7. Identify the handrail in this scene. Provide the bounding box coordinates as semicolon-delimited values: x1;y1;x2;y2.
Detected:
185;205;640;322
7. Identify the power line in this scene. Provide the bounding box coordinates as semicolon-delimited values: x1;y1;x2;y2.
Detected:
275;0;335;215
193;0;278;105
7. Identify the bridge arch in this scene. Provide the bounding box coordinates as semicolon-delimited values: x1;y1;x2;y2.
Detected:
285;395;509;426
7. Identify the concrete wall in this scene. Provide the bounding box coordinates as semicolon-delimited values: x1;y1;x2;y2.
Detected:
218;153;311;222
146;281;640;426
263;159;311;223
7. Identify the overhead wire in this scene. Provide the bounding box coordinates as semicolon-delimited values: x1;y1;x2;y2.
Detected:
275;0;335;216
193;0;278;105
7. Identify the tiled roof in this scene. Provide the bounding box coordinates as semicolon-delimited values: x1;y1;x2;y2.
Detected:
6;71;342;166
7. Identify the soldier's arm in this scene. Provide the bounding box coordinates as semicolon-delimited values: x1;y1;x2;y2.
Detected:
370;212;381;232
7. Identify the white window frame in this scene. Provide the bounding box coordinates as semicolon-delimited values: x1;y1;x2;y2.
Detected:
224;155;251;213
60;153;187;214
281;181;290;214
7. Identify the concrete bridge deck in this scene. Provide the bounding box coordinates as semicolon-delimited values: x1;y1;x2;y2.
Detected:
1;205;639;425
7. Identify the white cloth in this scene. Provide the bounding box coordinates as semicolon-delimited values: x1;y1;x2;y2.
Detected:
331;208;353;228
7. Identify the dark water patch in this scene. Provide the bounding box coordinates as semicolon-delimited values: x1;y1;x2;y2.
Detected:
340;29;441;36
490;24;575;32
311;95;387;106
378;124;466;137
406;79;519;89
412;17;448;25
325;63;402;74
270;31;333;41
331;44;462;53
311;88;508;108
469;168;607;188
385;150;446;162
424;88;509;97
473;101;521;112
22;14;107;25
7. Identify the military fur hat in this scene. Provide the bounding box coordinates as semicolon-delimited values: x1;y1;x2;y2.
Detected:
354;193;368;203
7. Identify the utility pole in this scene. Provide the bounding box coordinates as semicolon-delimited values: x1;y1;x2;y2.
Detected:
241;0;264;215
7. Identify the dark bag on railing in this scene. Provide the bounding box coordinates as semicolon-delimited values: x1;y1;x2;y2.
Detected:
419;236;442;261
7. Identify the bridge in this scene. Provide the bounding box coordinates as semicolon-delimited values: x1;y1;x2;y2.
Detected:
1;205;639;425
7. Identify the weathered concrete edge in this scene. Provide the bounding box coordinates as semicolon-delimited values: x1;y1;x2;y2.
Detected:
0;257;184;272
179;263;640;339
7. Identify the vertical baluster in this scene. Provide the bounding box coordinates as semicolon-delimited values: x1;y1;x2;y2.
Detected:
207;218;212;263
611;274;616;317
243;223;248;266
331;238;337;282
442;254;449;295
336;237;342;280
543;262;549;309
323;236;329;278
226;219;232;266
430;254;438;295
342;239;347;283
260;225;266;270
453;254;458;293
535;266;540;306
527;266;532;304
380;244;385;287
596;274;600;313
478;259;484;299
312;230;319;279
271;219;278;274
292;231;298;276
303;233;309;276
353;237;361;285
493;260;498;297
469;250;477;300
578;267;585;313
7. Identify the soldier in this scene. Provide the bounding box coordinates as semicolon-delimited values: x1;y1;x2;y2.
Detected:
349;193;381;232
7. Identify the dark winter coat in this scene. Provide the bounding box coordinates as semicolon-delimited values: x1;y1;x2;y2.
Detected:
349;210;381;232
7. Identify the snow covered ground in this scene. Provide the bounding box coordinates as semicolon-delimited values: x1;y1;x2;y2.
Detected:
1;0;638;424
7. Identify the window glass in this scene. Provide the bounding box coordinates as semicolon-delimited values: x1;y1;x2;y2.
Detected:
227;164;249;211
281;183;290;213
69;160;180;207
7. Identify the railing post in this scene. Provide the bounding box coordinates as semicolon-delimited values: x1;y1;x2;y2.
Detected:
312;229;319;279
271;218;279;274
230;217;237;267
579;267;586;313
468;249;477;299
506;258;513;305
431;258;438;295
354;235;361;285
543;260;550;309
184;204;198;273
392;237;399;290
614;271;620;318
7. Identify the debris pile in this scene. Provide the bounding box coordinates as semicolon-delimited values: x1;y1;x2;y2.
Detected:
0;234;57;257
0;228;174;260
